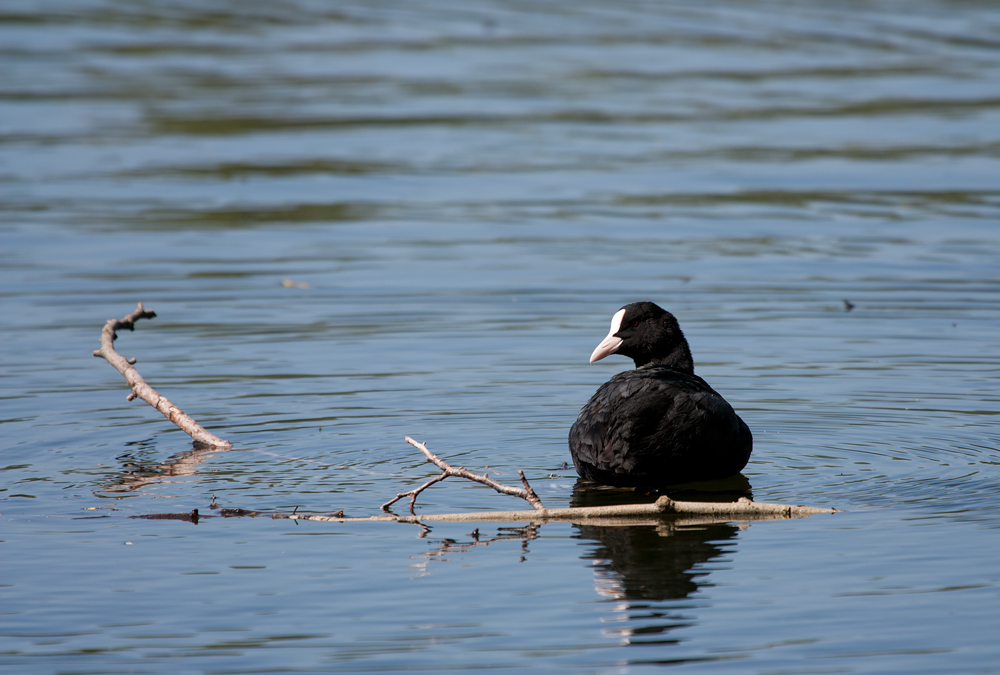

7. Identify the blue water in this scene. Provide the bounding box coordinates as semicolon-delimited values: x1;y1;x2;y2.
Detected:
3;1;1000;673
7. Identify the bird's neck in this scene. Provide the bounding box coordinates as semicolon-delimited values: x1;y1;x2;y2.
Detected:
635;343;694;373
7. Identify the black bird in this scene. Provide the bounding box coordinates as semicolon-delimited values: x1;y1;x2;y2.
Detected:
568;302;752;488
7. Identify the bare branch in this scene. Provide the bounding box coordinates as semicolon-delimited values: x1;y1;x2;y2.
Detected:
381;470;450;514
133;495;838;526
93;303;231;448
381;437;546;514
518;470;542;506
293;495;839;524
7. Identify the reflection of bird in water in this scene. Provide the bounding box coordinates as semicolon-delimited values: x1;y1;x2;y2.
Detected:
570;480;743;643
576;520;739;602
571;482;742;602
578;521;740;645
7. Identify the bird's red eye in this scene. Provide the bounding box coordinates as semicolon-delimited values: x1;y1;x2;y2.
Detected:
633;321;639;327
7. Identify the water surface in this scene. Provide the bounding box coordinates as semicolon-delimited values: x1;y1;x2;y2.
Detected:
2;1;1000;673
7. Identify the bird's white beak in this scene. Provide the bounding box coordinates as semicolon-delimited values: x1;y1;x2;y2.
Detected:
589;308;626;363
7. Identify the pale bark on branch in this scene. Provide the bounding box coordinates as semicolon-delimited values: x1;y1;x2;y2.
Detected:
93;303;231;448
137;496;838;526
281;495;837;524
381;437;544;513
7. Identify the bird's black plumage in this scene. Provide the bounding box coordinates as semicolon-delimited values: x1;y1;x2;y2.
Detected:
569;302;752;488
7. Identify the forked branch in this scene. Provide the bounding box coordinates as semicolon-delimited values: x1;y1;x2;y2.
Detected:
93;303;231;448
381;437;545;514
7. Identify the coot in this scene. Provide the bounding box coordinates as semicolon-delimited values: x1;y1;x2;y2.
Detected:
568;302;752;488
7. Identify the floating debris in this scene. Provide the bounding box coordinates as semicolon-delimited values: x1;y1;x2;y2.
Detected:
131;508;202;524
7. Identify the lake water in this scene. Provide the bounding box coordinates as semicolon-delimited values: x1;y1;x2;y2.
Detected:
3;1;1000;673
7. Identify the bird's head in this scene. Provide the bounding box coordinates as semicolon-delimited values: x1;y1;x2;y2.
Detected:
589;301;694;372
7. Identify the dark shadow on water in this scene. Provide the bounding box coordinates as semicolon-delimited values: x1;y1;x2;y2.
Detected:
662;473;754;503
569;473;753;507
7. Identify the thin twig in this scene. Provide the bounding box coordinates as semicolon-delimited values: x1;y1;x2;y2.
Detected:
382;470;450;514
93;303;231;448
381;437;546;513
518;470;542;506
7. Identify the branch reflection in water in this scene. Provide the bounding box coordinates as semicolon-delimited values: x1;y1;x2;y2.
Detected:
99;439;228;495
409;524;542;576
